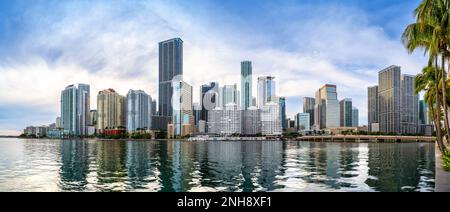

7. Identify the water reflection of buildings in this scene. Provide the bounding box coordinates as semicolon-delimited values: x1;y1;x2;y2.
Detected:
59;140;90;191
95;141;128;191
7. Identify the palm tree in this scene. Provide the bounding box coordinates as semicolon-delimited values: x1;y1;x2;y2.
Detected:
415;0;450;143
402;0;448;153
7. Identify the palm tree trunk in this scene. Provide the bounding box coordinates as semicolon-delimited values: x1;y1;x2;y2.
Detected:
441;51;450;144
435;57;446;153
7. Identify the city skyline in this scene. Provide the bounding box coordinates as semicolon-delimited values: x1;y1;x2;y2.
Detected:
0;0;428;135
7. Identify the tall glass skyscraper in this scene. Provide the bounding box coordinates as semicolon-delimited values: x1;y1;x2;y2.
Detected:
314;84;339;129
61;84;90;136
367;85;379;132
303;97;315;127
127;90;152;132
339;98;352;127
200;82;219;122
220;84;240;107
279;97;287;130
257;76;276;108
378;65;401;134
352;107;359;127
158;38;183;118
241;61;252;110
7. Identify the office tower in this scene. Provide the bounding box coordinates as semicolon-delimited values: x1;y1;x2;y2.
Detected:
314;84;339;129
61;84;90;136
97;88;127;132
208;103;243;136
295;113;310;131
244;106;261;135
303;97;315;127
378;65;401;134
368;86;379;132
89;110;97;126
419;100;429;125
241;61;253;110
261;102;282;135
200;82;219;123
126;90;152;132
151;100;157;115
220;84;240;107
171;80;194;137
352;107;359;127
158;38;183;117
339;98;353;127
400;75;419;134
257;76;276;108
279;97;287;130
193;103;201;127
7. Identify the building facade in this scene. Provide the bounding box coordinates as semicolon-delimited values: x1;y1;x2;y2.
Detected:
261;102;282;135
279;97;287;130
171;80;194;137
127;90;152;132
314;84;340;129
303;97;315;128
208;103;243;136
243;106;261;135
339;98;353;127
367;85;379;132
400;75;419;134
97;88;127;132
241;61;253;110
295;113;310;131
352;107;359;127
200;82;219;123
61;84;90;136
257;76;276;108
378;65;401;134
220;84;240;107
158;38;183;118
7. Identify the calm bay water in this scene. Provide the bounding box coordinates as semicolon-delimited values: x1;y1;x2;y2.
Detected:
0;138;435;192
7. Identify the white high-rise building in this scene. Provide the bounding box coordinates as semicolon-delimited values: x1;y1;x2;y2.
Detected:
244;106;261;135
208;103;243;136
61;84;90;136
261;102;282;135
127;90;152;132
219;84;240;107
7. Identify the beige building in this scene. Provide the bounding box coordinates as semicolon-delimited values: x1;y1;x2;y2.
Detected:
97;88;127;132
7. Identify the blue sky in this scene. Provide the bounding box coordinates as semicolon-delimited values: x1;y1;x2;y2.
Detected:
0;0;427;135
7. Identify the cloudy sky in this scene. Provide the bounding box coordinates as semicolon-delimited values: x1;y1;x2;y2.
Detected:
0;0;427;135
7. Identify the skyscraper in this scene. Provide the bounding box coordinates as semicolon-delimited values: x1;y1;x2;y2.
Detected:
368;85;379;132
208;103;242;136
352;107;359;127
193;103;201;127
200;82;219;122
60;84;90;136
279;97;287;130
241;61;253;109
158;38;183;118
378;65;401;134
171;79;194;137
314;84;339;129
89;110;97;126
127;90;152;132
419;100;429;125
151;99;157;115
220;84;240;107
339;98;352;127
400;74;419;134
244;106;261;135
303;97;315;128
295;113;310;131
261;102;282;135
97;88;127;132
257;76;276;108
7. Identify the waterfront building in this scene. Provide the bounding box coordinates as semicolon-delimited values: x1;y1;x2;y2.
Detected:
219;84;240;107
89;110;97;126
171;79;194;137
339;98;353;127
151;100;157;115
303;97;315;127
279;97;287;130
150;115;171;131
193;103;202;127
352;107;359;127
243;106;261;135
257;76;276;108
24;126;49;137
368;85;379;132
55;117;61;128
261;102;282;135
208;103;243;136
127;90;152;132
60;84;90;136
198;120;207;133
200;82;219;123
295;113;310;131
97;88;127;132
400;75;419;134
158;38;183;118
241;61;253;110
419;100;429;125
314;84;339;129
378;65;401;134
